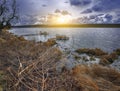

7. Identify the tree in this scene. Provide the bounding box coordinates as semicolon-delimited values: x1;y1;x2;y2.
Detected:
0;0;18;30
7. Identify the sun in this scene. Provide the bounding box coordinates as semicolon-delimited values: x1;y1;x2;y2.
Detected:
57;17;65;24
55;15;72;24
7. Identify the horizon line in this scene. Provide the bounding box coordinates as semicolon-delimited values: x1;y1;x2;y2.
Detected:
12;24;120;28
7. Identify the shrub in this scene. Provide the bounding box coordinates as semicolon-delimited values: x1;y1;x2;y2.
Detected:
39;31;49;36
115;49;120;55
90;56;96;61
44;38;57;46
100;52;118;65
75;48;107;56
71;65;120;91
56;35;69;40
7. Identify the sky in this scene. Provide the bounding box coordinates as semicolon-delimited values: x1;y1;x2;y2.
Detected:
16;0;120;24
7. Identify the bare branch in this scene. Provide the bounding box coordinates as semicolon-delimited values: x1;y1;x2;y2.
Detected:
0;0;18;29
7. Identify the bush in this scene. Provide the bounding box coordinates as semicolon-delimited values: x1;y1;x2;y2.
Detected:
71;65;120;91
56;35;69;40
90;56;96;61
100;52;118;65
39;31;49;36
44;38;57;46
115;49;120;55
75;48;107;56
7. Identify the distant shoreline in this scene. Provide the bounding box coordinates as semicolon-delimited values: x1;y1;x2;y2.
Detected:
12;24;120;28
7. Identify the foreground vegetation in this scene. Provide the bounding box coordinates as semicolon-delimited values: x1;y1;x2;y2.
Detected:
75;48;120;65
0;30;120;91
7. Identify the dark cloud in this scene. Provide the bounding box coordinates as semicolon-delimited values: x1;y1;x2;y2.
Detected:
69;0;92;6
91;0;120;12
81;9;92;14
92;5;102;12
105;14;113;21
114;18;120;23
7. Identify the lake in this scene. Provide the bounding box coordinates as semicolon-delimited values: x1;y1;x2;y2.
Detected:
9;28;120;52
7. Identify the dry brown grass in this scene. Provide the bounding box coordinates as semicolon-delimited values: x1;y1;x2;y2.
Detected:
1;30;120;91
71;65;120;91
0;30;62;91
100;52;118;65
75;48;119;65
56;35;69;40
43;38;57;46
75;48;108;56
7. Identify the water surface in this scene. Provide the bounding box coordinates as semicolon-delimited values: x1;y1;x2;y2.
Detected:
9;28;120;52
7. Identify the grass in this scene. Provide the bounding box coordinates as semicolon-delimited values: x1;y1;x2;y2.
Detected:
56;35;69;41
75;48;120;65
115;49;120;55
0;29;120;91
71;65;120;91
75;48;108;56
39;31;49;36
100;52;118;65
0;29;62;91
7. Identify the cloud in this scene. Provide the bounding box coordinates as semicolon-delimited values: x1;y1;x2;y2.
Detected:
75;0;120;16
61;10;71;15
72;13;116;24
64;1;69;3
54;9;71;15
105;14;113;21
55;9;61;13
81;9;92;14
91;0;120;12
42;4;47;7
114;18;120;23
69;0;92;6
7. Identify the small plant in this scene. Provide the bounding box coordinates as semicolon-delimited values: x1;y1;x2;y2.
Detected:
100;52;118;65
74;55;81;60
90;56;96;61
39;31;49;36
44;38;57;46
56;35;69;41
82;56;89;62
75;48;107;56
0;71;6;91
115;49;120;55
